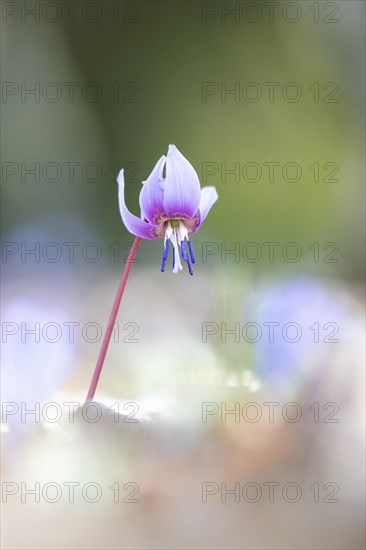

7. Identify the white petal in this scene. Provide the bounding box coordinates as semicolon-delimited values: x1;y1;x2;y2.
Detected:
199;186;218;224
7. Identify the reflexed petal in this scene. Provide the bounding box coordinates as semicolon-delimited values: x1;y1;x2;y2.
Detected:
163;145;201;218
139;155;166;224
198;186;218;224
117;169;158;239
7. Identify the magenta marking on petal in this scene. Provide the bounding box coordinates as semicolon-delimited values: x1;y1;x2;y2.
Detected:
184;212;201;237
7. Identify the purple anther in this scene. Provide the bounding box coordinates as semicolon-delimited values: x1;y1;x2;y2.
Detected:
160;239;170;272
188;241;196;264
186;254;194;276
181;240;188;261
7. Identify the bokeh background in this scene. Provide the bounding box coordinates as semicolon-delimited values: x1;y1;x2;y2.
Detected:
1;1;365;549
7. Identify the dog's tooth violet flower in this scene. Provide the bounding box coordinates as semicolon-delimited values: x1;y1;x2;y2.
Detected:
118;145;218;275
85;146;216;402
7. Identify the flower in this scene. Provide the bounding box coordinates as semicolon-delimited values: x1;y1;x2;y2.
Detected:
2;297;74;442
242;277;349;398
118;145;218;275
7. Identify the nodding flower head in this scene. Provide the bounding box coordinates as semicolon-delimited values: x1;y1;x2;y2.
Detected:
118;145;218;275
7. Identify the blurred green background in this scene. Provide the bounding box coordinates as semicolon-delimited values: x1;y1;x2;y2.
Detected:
2;0;364;280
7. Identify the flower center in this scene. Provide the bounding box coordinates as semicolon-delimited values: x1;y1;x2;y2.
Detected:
160;220;196;275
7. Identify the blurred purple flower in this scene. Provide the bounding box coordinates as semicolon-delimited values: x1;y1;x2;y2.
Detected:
118;145;218;275
243;278;349;396
1;298;74;438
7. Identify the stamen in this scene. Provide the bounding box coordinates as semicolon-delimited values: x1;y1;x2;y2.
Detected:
172;247;175;271
180;239;193;275
160;239;170;272
178;221;189;241
186;254;194;276
165;221;173;240
188;241;196;264
170;228;183;273
180;240;188;261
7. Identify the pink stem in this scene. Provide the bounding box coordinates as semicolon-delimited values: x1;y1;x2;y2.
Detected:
85;236;141;402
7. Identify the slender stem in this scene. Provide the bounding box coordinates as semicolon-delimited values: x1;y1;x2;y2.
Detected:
85;236;141;402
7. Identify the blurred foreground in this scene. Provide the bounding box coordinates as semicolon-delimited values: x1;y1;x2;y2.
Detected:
2;270;365;549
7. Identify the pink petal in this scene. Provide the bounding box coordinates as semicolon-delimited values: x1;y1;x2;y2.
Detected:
198;186;218;223
163;145;201;218
117;169;158;239
139;155;166;224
